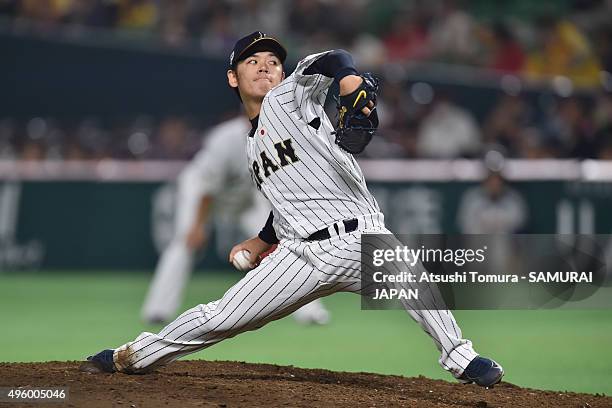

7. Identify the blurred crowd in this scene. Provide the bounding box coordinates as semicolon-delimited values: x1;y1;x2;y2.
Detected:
1;0;612;161
2;0;612;83
3;88;612;161
0;115;207;161
370;85;612;160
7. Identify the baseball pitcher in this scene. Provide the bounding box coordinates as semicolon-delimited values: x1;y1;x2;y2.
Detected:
81;32;504;388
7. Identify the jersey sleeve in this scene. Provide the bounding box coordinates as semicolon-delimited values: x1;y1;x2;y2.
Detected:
290;51;336;106
269;51;343;126
258;211;279;244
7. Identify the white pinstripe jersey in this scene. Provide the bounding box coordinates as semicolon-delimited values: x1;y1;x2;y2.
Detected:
246;51;381;240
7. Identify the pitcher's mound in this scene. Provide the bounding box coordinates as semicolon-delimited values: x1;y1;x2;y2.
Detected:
1;360;609;407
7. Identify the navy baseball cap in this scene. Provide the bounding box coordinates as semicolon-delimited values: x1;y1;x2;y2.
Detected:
228;31;287;70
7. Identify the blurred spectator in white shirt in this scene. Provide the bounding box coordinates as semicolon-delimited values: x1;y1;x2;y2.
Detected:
417;93;482;158
457;170;527;234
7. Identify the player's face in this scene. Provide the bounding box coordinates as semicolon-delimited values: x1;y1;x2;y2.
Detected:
227;52;284;102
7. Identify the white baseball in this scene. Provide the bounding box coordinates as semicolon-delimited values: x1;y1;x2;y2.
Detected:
232;250;253;272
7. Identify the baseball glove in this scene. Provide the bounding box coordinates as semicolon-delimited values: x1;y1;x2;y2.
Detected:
334;72;379;154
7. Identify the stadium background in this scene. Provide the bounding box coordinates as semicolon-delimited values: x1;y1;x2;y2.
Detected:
1;0;611;397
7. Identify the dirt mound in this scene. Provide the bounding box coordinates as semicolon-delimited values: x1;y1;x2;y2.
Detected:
0;360;609;407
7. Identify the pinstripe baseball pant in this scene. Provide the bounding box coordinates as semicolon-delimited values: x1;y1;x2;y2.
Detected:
113;217;478;378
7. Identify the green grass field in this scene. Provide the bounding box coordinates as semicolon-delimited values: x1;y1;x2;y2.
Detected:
1;271;611;396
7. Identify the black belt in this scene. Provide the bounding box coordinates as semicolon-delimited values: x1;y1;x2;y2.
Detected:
306;219;358;241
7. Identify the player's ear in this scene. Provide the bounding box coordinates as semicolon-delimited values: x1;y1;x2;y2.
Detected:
227;69;238;89
282;71;285;81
